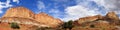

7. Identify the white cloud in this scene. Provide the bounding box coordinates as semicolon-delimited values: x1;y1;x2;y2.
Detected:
62;0;105;21
63;5;99;21
0;0;20;18
37;1;45;13
49;9;60;14
49;9;63;19
52;0;69;2
0;0;13;13
0;10;3;13
0;0;20;14
13;0;20;4
37;1;45;10
62;0;120;21
91;0;120;14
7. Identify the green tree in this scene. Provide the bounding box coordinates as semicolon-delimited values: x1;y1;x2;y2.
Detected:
10;22;20;29
62;20;74;30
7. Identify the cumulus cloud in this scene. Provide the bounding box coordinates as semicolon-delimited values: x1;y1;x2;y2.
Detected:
49;9;64;19
63;5;99;21
62;0;120;21
0;0;12;13
92;0;120;14
49;9;60;14
52;0;69;2
37;1;45;10
0;0;20;13
37;1;45;13
62;0;104;21
13;0;20;4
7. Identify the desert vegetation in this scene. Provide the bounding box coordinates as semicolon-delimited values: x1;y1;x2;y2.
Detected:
10;22;20;29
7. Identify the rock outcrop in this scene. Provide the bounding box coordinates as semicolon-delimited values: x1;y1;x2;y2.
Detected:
75;15;103;24
0;7;48;28
2;7;35;19
34;12;63;28
105;12;119;20
74;12;119;25
0;7;63;28
73;11;120;30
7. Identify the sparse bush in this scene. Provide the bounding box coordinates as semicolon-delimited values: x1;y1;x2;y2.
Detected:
10;22;20;29
62;20;74;30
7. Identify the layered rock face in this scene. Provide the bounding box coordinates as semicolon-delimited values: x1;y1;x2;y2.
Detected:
35;12;63;27
76;15;103;24
0;7;63;28
2;7;35;19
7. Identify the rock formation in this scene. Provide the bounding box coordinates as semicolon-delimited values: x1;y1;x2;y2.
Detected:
105;12;120;25
34;12;63;28
2;7;35;19
75;15;103;24
0;6;120;30
73;11;120;30
74;12;119;25
0;7;63;28
105;12;119;20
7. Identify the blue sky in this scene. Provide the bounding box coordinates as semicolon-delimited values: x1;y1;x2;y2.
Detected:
0;0;120;21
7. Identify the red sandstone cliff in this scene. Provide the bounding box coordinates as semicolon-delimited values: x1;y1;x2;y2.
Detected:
0;7;63;28
34;12;63;28
2;7;35;19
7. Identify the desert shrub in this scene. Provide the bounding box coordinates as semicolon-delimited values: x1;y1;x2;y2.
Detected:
62;20;74;30
10;22;20;29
